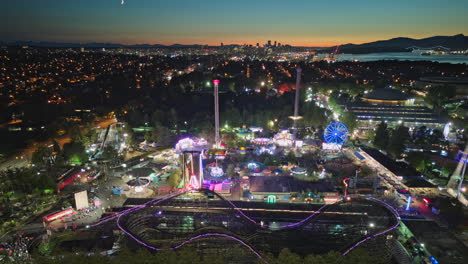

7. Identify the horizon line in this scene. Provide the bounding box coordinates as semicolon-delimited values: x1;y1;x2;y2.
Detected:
2;33;465;48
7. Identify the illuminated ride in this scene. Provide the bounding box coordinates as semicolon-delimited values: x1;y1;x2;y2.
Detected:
290;167;307;176
92;188;400;264
246;161;262;171
249;127;263;133
125;177;153;197
273;130;294;147
254;144;276;155
103;189;399;263
175;137;208;154
209;166;224;178
324;122;349;145
252;137;272;145
127;177;150;192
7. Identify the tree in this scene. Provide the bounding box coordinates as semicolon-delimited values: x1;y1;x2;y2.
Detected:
341;111;357;133
221;132;238;148
226;164;235;177
441;162;457;178
167;170;182;188
144;131;152;141
435;198;464;230
425;85;456;111
373;121;389;150
152;124;172;146
0;168;55;195
69;125;84;143
346;249;382;264
36;172;57;191
328;94;343;116
388;125;410;158
62;141;88;165
274;248;302;264
31;146;49;165
52;140;61;153
222;107;242;127
168;108;178;131
122;127;135;148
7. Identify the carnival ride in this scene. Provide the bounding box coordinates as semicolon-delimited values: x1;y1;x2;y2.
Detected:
209;166;224;178
324;122;349;145
245;161;263;171
92;189;399;263
274;130;294;147
175;137;208;153
252;138;272;145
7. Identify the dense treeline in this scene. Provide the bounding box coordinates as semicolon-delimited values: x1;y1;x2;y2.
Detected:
26;248;383;264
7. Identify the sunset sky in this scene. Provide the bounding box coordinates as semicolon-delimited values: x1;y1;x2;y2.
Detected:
1;0;467;46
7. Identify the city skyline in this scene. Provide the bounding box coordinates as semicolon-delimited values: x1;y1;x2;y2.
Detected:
1;0;467;47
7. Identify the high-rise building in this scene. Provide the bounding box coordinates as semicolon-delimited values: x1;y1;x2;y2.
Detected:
256;43;260;48
274;41;277;47
220;42;224;47
267;40;271;47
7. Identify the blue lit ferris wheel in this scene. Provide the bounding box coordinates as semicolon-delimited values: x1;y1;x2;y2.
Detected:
324;122;349;145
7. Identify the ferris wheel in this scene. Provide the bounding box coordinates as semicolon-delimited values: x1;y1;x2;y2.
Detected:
324;122;349;145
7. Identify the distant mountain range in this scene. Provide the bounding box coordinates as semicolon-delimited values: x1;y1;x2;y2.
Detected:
334;34;468;53
0;41;207;48
2;34;468;53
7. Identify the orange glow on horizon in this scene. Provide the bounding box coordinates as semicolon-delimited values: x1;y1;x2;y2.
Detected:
114;34;434;47
75;32;465;48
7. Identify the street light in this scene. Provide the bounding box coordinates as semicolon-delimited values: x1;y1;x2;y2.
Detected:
369;223;375;228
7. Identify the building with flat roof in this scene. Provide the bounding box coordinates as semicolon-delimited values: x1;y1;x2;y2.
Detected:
362;88;410;105
417;76;468;100
347;103;445;129
246;176;337;202
361;147;439;196
347;88;445;130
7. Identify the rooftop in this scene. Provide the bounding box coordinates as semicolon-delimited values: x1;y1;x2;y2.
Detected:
403;177;436;188
361;147;436;188
420;76;468;84
363;88;409;101
249;176;336;194
127;168;156;178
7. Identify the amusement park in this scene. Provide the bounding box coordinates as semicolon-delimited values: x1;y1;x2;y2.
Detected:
11;72;407;264
2;69;458;264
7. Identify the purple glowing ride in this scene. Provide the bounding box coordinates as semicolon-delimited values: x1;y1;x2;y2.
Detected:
94;189;399;263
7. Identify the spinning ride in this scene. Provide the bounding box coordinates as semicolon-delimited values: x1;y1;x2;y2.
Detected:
324;122;349;145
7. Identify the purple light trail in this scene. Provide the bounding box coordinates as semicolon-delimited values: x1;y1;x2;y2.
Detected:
97;189;399;262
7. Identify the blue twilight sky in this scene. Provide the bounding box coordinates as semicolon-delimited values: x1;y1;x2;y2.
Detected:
1;0;467;46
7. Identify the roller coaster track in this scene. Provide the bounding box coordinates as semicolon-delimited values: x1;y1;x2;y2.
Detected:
94;189;400;263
